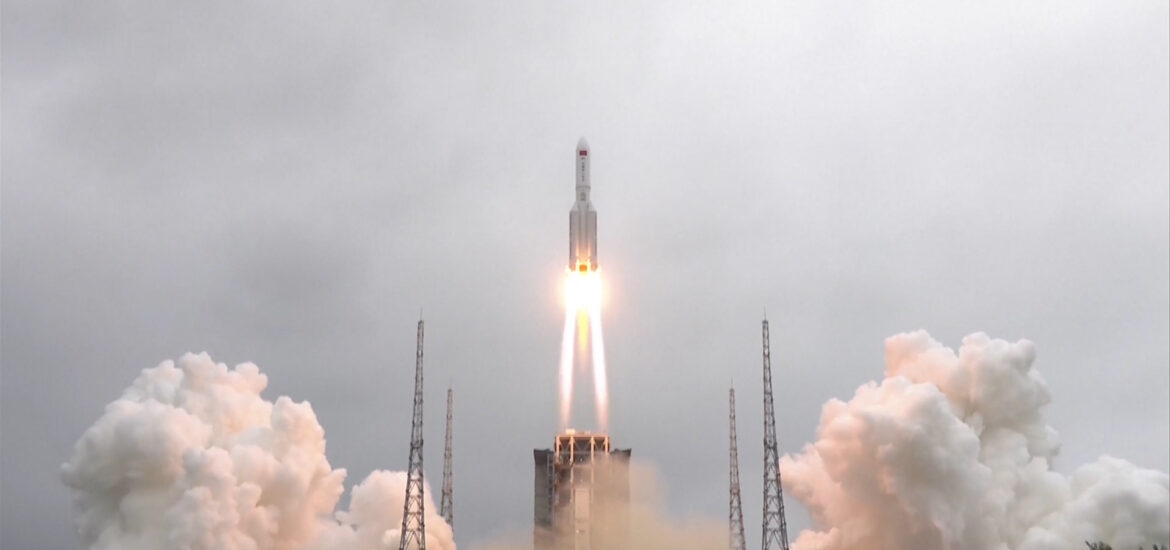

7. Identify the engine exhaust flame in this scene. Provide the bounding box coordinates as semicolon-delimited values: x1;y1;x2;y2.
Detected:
589;294;608;432
558;303;576;431
559;269;608;431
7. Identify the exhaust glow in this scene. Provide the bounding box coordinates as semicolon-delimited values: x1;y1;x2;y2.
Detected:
558;303;575;430
559;269;608;431
588;295;608;432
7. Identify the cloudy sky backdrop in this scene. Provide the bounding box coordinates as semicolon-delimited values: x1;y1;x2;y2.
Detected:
3;1;1167;548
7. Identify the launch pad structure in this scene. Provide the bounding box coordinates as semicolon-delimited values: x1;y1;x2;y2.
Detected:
534;431;631;550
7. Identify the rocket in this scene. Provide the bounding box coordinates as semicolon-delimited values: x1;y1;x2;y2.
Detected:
569;137;598;272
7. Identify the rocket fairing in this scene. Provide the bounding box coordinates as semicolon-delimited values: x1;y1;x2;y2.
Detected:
569;137;598;272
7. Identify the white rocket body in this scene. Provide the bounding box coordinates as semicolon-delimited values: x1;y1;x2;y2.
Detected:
569;138;598;272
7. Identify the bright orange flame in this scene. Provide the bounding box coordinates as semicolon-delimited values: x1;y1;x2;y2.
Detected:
577;310;589;357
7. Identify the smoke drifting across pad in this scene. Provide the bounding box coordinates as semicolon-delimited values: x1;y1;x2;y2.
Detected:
59;352;455;550
780;332;1170;550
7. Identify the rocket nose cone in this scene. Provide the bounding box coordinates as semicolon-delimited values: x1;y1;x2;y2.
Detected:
577;137;589;153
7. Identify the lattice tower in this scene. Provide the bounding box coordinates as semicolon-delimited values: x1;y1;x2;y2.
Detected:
441;387;454;531
729;387;747;550
399;320;427;550
761;318;790;550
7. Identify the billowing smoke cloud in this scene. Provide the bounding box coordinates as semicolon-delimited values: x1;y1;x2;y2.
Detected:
60;352;454;550
781;332;1170;550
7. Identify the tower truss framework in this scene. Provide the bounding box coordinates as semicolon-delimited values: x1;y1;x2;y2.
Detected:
441;387;454;531
399;320;427;550
730;387;747;550
761;318;790;550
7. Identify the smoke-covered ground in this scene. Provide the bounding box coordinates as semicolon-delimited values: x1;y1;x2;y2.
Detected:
781;332;1170;550
60;352;454;550
61;333;1169;550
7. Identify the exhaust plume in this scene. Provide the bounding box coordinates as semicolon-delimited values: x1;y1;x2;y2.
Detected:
60;352;454;550
780;331;1170;550
559;304;576;430
559;270;608;431
588;295;609;432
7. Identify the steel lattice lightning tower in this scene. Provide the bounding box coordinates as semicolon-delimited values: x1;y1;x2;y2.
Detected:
729;387;747;550
761;318;790;550
441;387;454;531
399;320;427;550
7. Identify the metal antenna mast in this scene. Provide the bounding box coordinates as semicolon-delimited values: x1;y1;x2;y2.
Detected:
729;387;747;550
399;319;427;550
441;386;454;531
761;318;790;550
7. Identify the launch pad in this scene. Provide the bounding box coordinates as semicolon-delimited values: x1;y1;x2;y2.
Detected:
533;431;630;550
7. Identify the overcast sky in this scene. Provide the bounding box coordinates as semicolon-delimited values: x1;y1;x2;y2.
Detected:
2;1;1167;548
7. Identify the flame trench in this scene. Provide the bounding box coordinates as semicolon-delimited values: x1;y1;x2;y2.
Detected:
558;270;608;431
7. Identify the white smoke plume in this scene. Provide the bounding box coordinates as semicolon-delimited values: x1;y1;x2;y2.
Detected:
60;352;455;550
781;331;1170;550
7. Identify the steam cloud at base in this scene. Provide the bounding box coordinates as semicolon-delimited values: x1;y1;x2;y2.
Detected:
60;352;454;550
61;334;1169;550
780;331;1170;550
